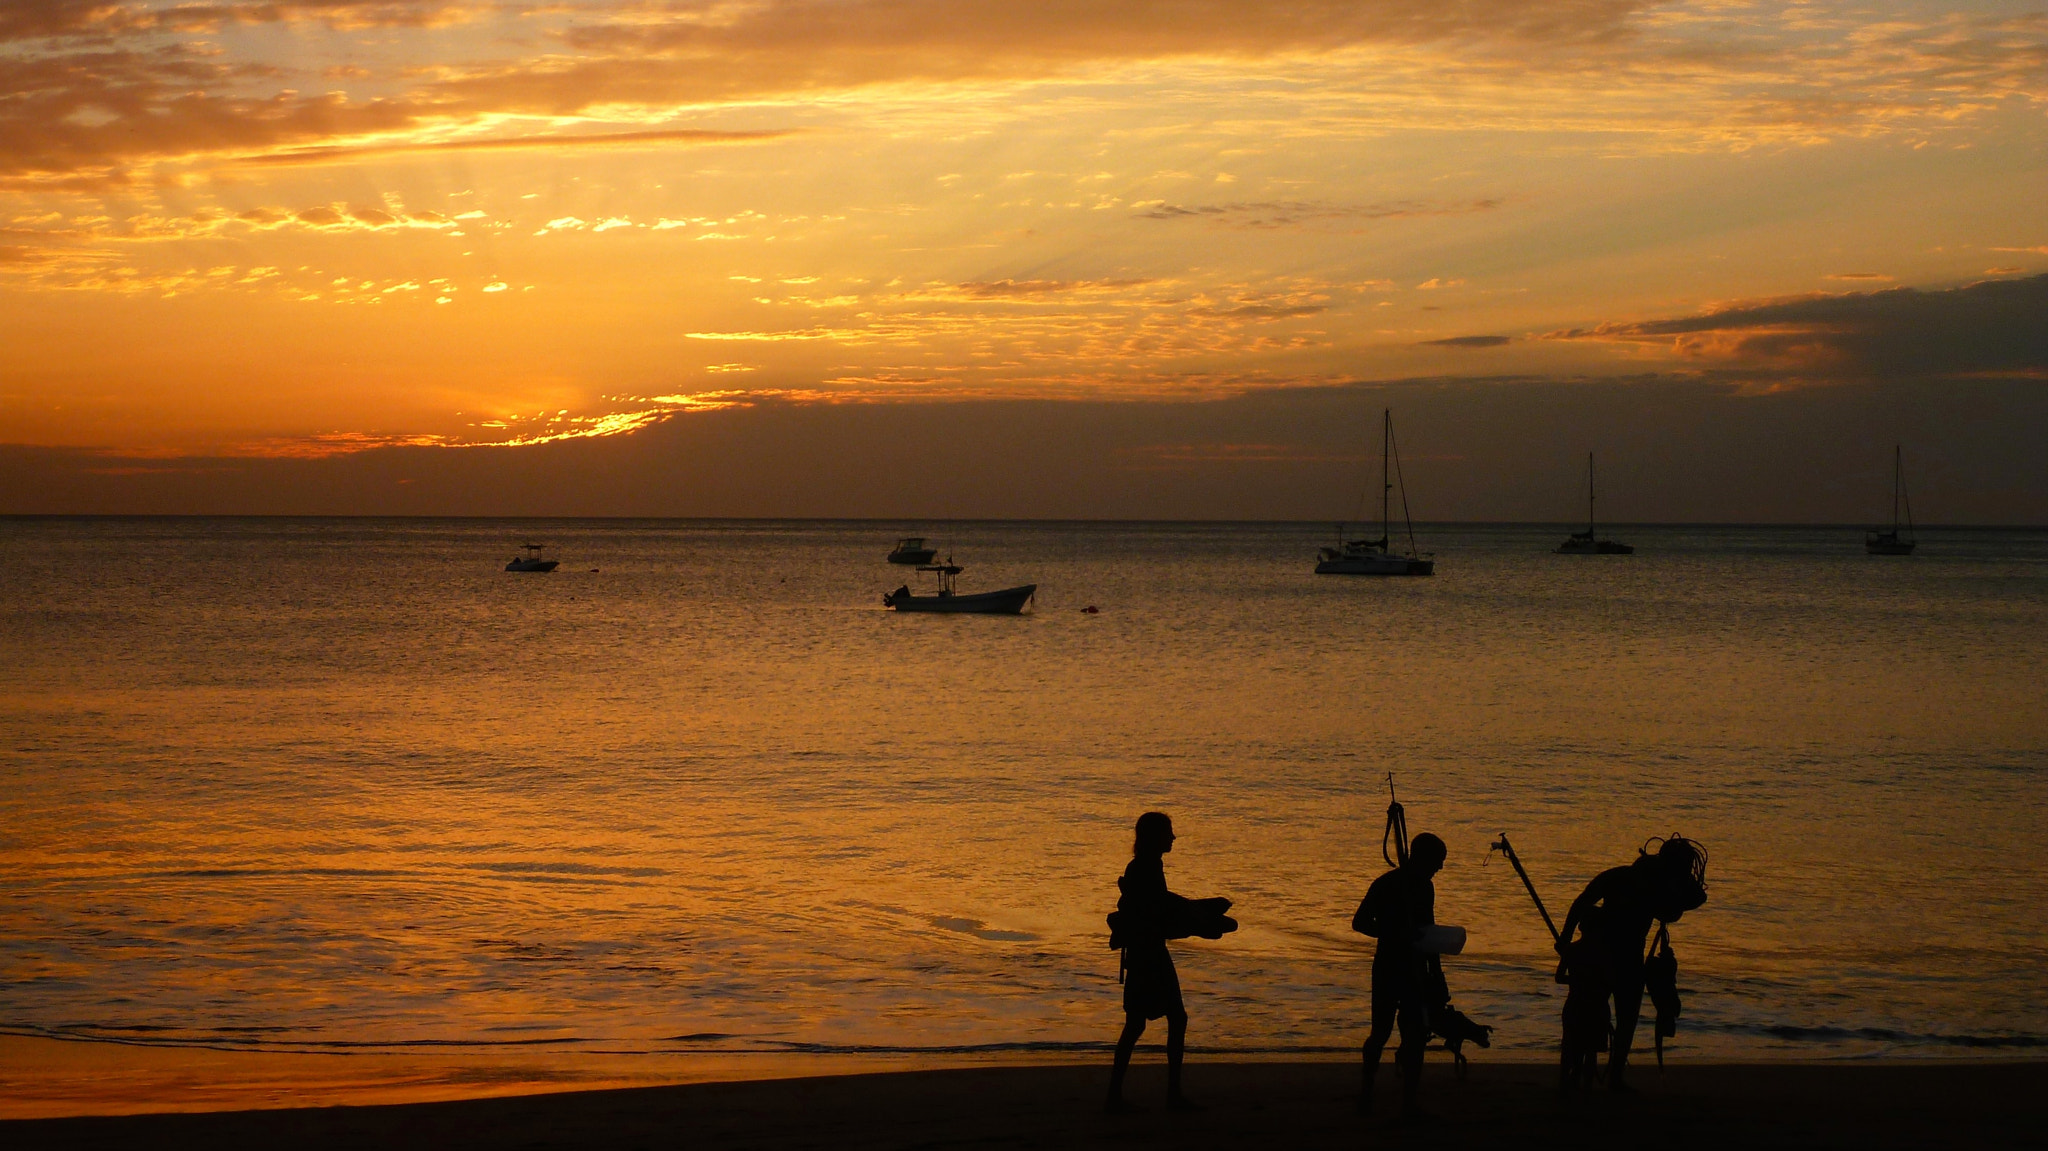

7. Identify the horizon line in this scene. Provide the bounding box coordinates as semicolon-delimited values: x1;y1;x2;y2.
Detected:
4;515;2043;530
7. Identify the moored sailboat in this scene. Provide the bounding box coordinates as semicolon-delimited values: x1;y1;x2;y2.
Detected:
1316;409;1434;577
1866;445;1917;555
1555;453;1633;555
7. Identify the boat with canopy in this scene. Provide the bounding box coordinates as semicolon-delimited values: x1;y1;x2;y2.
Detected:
883;561;1036;613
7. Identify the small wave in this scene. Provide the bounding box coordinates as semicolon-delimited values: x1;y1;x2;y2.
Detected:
2;1025;1357;1058
929;916;1039;943
1701;1022;2048;1049
0;1025;586;1051
139;868;409;879
744;1041;1360;1056
464;862;668;878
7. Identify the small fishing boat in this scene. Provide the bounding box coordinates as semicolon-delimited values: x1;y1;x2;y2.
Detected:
504;543;559;572
1555;453;1633;555
883;562;1036;614
1316;408;1434;576
888;537;939;565
1866;445;1916;555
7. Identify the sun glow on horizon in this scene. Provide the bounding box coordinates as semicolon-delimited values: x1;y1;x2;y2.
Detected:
1;1;2045;469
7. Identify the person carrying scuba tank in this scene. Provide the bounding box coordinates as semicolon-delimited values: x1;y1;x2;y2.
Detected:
1350;831;1448;1117
1103;812;1236;1113
1554;835;1708;1092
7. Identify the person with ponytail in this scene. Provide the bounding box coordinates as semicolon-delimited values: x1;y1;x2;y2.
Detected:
1105;811;1233;1113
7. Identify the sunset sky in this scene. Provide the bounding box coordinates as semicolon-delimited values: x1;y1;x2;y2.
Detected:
3;0;2044;518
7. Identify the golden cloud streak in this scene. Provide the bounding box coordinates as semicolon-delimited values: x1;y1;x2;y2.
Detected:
240;126;799;167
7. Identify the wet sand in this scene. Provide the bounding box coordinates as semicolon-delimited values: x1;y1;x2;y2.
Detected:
6;1058;2042;1150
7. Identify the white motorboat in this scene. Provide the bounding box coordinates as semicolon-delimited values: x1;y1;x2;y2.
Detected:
887;536;939;564
1316;409;1435;577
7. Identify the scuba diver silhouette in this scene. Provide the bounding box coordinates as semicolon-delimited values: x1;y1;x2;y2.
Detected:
1351;830;1447;1117
1554;836;1708;1092
1104;811;1235;1113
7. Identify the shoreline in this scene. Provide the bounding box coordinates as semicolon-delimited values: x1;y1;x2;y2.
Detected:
0;1034;981;1120
7;1032;2042;1121
5;1058;2043;1149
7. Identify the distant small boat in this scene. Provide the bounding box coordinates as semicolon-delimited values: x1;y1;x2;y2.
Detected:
1317;408;1434;576
888;537;939;565
505;543;559;572
1866;445;1916;555
883;562;1036;614
1555;453;1634;555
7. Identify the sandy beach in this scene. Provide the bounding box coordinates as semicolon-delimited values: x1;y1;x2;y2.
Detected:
6;1056;2042;1150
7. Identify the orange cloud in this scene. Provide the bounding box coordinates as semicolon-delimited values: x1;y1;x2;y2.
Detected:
1134;199;1502;229
241;126;797;166
942;278;1155;299
5;1;2044;189
0;1;490;42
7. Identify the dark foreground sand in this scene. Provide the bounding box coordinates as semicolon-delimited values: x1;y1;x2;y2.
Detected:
7;1060;2044;1150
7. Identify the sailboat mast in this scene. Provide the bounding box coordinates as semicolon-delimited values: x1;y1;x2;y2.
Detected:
1897;444;1915;538
1892;444;1903;531
1588;452;1597;535
1381;408;1392;547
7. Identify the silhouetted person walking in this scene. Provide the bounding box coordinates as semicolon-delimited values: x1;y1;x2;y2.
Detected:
1105;812;1233;1113
1352;831;1446;1117
1555;836;1708;1092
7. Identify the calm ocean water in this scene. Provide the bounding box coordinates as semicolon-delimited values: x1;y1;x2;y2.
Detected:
2;518;2045;1067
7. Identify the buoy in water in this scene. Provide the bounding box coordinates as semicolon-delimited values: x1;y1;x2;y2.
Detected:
1080;605;1100;614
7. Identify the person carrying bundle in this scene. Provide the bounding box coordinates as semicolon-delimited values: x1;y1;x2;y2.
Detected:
1554;836;1709;1092
1103;812;1236;1113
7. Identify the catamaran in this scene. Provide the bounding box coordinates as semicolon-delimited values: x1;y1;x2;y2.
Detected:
1316;409;1434;577
1555;453;1634;555
1866;445;1916;555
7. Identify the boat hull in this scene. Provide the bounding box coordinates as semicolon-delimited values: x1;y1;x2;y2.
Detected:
1555;539;1634;555
887;550;938;565
1315;555;1434;576
885;584;1036;613
504;560;559;572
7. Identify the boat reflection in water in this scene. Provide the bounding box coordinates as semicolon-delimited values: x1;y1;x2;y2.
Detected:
883;561;1036;614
